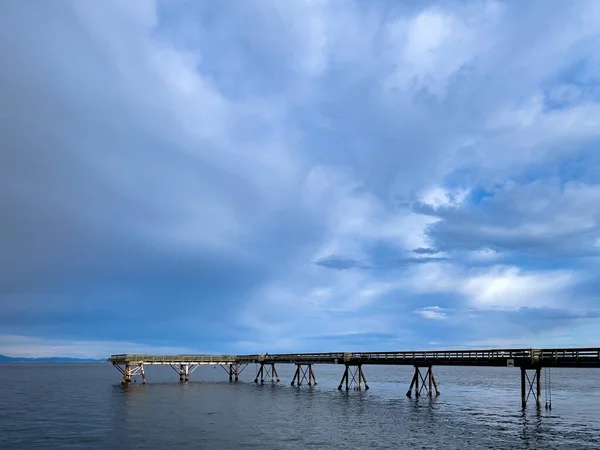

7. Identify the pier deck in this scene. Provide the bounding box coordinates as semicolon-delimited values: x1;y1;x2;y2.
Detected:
108;347;600;408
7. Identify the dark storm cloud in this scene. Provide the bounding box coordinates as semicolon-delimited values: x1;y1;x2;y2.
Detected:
421;180;600;258
0;1;277;342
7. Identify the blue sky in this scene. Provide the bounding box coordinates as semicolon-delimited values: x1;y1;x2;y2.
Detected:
1;0;600;358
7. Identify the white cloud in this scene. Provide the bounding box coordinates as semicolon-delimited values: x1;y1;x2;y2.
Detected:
305;166;439;263
415;306;448;320
461;266;575;310
480;96;600;170
420;185;469;209
383;2;503;97
255;264;402;316
405;263;578;310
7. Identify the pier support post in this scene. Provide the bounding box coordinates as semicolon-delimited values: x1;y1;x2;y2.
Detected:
359;365;368;390
254;363;264;384
113;363;146;385
428;367;433;395
230;364;237;382
406;366;440;398
432;370;440;395
521;367;526;408
220;363;246;382
123;364;131;384
309;365;317;386
291;364;300;386
415;367;419;397
536;367;541;408
406;367;417;397
169;363;194;382
178;364;189;382
174;363;194;382
272;364;280;383
338;365;348;390
255;363;280;384
337;364;368;391
291;364;317;386
520;366;542;408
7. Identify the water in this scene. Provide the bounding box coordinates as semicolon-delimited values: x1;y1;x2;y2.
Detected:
0;363;599;449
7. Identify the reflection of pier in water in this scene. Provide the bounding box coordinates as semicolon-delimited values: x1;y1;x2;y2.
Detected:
109;348;600;408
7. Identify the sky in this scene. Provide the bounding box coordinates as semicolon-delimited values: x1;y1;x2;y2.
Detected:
1;0;600;358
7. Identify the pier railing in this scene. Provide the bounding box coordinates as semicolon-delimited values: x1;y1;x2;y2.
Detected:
109;354;239;364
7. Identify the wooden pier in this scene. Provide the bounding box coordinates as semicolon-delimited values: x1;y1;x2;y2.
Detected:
109;347;600;408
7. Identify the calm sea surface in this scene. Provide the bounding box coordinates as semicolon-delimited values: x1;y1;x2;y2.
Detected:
1;363;599;449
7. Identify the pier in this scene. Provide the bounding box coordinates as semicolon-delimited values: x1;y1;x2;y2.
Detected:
109;347;600;408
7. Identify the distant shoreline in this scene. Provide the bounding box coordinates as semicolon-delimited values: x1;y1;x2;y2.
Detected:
0;355;105;363
0;361;106;363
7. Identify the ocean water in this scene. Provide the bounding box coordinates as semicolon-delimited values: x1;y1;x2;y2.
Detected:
0;362;599;449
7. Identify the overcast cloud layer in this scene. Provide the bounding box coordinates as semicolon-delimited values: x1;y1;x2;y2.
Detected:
1;0;600;358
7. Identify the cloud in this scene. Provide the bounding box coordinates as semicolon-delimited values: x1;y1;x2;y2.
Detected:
412;247;439;255
404;263;579;310
2;0;600;356
461;266;576;310
314;255;371;270
464;249;503;262
425;181;600;257
383;2;503;97
415;306;448;320
419;185;470;210
304;165;440;269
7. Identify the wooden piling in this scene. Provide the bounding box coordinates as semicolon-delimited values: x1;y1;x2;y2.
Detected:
536;367;541;408
122;364;131;385
337;365;350;390
361;366;369;390
521;367;526;408
406;368;417;397
428;367;433;397
431;371;440;395
337;366;345;390
415;367;420;398
254;363;265;384
308;364;316;386
291;365;300;386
